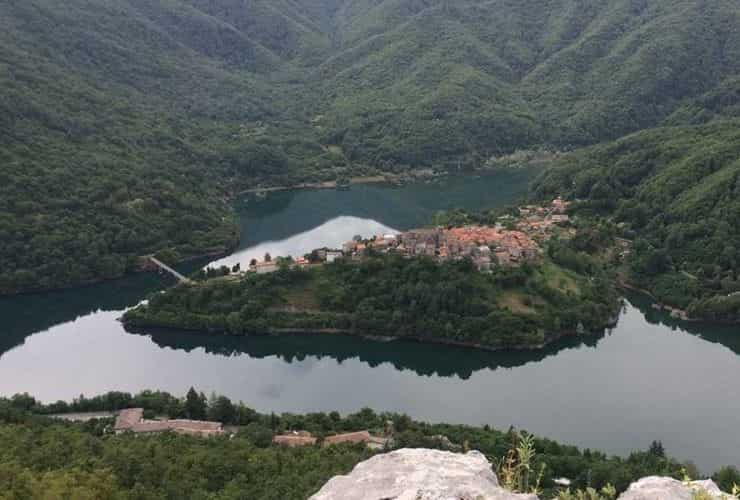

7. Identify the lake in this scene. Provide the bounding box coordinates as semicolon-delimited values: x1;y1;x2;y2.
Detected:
1;169;739;473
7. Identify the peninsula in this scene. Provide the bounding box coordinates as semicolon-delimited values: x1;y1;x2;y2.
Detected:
122;199;621;352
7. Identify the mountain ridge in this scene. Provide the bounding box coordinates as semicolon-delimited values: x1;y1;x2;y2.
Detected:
2;0;740;293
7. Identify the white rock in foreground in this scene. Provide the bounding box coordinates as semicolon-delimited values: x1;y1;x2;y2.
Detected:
618;476;727;499
309;448;537;500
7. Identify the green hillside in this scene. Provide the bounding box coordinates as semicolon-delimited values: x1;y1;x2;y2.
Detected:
532;120;740;319
2;0;740;293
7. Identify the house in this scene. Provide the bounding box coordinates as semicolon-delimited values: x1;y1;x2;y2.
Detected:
272;430;388;449
323;430;372;446
551;197;570;214
495;250;510;266
295;257;309;267
475;254;492;272
326;250;343;263
255;261;279;274
342;241;357;254
273;431;317;447
114;408;223;437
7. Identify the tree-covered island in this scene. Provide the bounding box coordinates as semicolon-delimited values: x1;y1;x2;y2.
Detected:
123;199;621;351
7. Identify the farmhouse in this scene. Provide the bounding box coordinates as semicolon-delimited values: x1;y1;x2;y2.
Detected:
114;408;224;437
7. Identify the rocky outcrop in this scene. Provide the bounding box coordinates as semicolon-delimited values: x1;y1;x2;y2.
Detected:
309;448;537;500
310;449;734;500
618;476;727;499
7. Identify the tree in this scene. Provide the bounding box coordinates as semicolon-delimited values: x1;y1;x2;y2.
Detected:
264;253;272;262
713;466;740;493
185;387;206;420
208;395;236;424
648;440;665;458
242;422;273;448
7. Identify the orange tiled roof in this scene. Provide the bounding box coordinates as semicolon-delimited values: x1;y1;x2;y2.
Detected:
323;431;371;445
115;409;223;436
274;434;318;447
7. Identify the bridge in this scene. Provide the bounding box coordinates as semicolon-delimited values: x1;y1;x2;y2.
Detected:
148;256;192;284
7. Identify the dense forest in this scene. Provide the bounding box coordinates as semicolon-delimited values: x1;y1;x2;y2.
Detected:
532;120;740;320
123;247;620;350
2;389;739;499
2;0;740;293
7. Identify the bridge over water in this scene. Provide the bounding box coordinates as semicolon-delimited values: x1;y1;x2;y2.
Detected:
147;256;192;284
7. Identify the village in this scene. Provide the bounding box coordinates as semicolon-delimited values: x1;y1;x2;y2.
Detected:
247;198;572;274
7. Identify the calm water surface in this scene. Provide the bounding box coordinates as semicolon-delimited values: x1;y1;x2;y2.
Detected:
1;170;739;473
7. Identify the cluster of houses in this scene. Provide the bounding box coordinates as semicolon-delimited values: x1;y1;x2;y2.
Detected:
112;409;393;451
114;408;225;437
273;430;390;450
243;198;572;274
337;197;572;271
513;197;572;235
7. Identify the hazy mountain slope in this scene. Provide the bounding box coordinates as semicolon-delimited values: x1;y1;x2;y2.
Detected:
663;77;740;126
313;0;740;165
181;0;337;63
522;0;740;145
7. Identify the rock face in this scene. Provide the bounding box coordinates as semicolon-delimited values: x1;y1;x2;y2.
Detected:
310;448;732;500
618;476;727;499
309;448;537;500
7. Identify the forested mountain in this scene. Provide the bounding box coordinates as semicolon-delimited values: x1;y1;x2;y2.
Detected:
532;120;740;319
2;0;740;293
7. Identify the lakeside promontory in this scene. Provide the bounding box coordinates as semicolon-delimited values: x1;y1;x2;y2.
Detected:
123;199;621;352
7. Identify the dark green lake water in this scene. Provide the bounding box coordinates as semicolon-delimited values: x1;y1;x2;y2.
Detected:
1;170;739;473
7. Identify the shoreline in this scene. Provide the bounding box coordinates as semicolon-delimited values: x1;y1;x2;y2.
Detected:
618;280;740;325
121;319;608;354
235;170;442;195
618;280;693;321
0;168;516;298
0;248;235;299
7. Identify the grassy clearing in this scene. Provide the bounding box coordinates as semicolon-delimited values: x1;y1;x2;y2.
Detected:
282;280;321;311
498;291;539;315
541;261;581;296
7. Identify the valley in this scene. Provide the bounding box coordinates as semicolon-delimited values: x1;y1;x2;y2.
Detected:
1;176;739;474
2;2;740;496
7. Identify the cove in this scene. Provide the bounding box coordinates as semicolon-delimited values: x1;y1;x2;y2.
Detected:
1;169;739;474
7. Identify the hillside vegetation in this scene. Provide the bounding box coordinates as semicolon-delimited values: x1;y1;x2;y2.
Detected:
2;0;740;293
122;253;620;350
4;390;738;499
532;120;740;320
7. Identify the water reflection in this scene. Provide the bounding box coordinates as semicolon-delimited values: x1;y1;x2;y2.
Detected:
127;327;611;380
209;216;397;270
627;292;740;355
0;260;209;358
210;171;537;270
0;275;163;356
